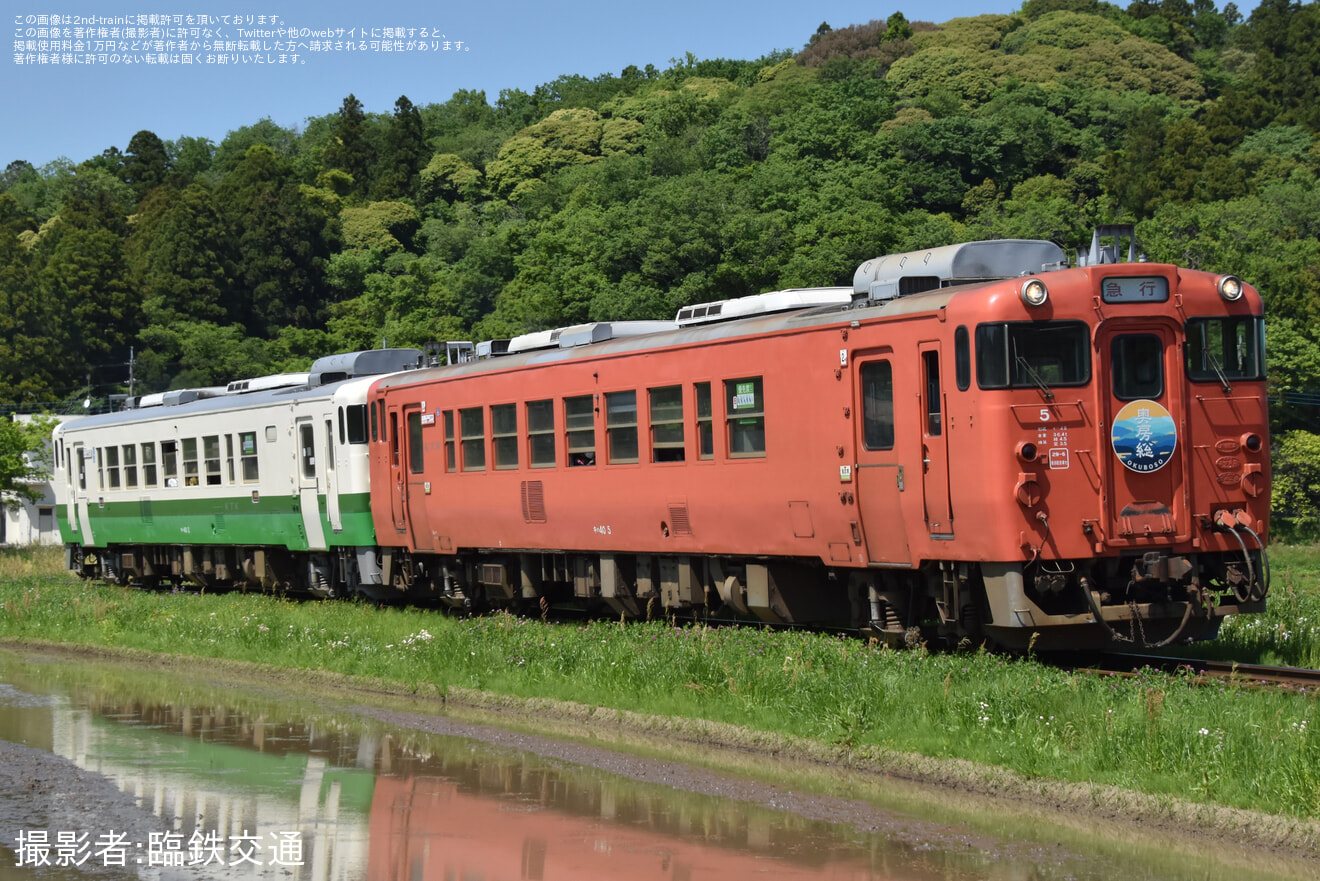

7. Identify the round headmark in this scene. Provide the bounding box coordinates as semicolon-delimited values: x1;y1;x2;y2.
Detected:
1111;400;1176;473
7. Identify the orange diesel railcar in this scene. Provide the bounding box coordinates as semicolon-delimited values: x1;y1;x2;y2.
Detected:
367;228;1269;650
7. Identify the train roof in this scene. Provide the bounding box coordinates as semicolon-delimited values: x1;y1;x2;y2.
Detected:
56;348;423;434
375;234;1090;392
375;282;970;392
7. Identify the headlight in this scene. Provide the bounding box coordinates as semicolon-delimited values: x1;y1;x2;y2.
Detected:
1217;276;1243;301
1020;278;1049;307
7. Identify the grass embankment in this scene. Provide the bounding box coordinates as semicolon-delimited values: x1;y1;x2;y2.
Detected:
0;544;1317;820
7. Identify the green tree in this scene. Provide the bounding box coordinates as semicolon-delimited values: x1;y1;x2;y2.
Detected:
127;182;234;327
323;94;372;197
32;192;136;396
372;95;426;201
1271;430;1320;542
213;118;299;172
0;414;55;508
0;194;54;401
216;146;336;334
121;130;172;201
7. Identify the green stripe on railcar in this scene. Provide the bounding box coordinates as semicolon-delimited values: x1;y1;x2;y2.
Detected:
331;492;376;544
78;492;375;551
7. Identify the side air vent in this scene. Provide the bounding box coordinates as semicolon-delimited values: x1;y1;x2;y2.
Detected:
667;501;692;536
521;481;546;523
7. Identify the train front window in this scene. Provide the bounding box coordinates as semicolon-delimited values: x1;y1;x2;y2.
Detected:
976;321;1090;390
1186;316;1264;383
1111;334;1163;400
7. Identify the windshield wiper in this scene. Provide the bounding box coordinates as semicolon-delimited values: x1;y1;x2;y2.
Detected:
1207;350;1233;394
1015;354;1055;400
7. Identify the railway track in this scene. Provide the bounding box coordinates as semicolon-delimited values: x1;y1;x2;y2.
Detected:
1089;652;1320;692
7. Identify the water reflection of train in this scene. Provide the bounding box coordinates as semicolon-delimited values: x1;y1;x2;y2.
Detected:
367;774;877;881
0;670;958;881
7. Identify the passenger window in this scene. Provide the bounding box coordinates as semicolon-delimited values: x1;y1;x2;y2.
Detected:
203;435;222;485
105;445;120;489
122;449;137;488
326;419;335;473
225;435;235;483
407;412;424;474
606;391;638;464
182;438;199;485
122;444;137;488
239;432;258;482
923;352;942;437
649;385;685;463
565;395;595;466
695;383;713;460
443;411;456;473
493;403;518;469
161;440;179;486
724;377;765;458
460;407;485;471
141;442;157;487
527;399;555;468
338;407;345;445
370;400;378;443
76;447;87;491
299;424;316;480
861;362;895;450
1112;334;1163;400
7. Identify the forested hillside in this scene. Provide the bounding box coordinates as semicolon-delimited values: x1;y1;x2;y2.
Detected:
2;0;1319;533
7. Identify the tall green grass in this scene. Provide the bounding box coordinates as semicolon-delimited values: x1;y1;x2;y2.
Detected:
1195;543;1320;668
0;567;1316;819
0;544;63;580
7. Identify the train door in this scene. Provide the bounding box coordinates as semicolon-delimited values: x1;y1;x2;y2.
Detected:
386;404;408;535
295;417;328;550
324;415;342;533
385;403;435;548
402;405;434;550
918;342;953;537
69;442;94;544
853;354;911;565
1098;322;1188;542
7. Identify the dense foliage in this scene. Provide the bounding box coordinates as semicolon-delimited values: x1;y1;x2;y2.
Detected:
3;2;1318;532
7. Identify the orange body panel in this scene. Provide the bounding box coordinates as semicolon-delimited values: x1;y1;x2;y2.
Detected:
367;264;1269;573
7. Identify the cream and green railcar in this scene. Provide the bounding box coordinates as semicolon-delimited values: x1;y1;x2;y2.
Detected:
52;350;421;596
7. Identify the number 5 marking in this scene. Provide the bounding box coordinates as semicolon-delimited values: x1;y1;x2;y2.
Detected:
1040;408;1051;422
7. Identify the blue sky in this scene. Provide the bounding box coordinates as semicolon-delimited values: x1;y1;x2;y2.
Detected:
5;1;1260;170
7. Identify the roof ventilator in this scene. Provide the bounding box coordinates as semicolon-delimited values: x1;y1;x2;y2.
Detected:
852;239;1068;303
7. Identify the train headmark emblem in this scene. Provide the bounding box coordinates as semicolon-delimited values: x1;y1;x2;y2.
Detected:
1111;399;1177;473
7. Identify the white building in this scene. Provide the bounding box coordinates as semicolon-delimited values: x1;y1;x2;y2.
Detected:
1;413;62;547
